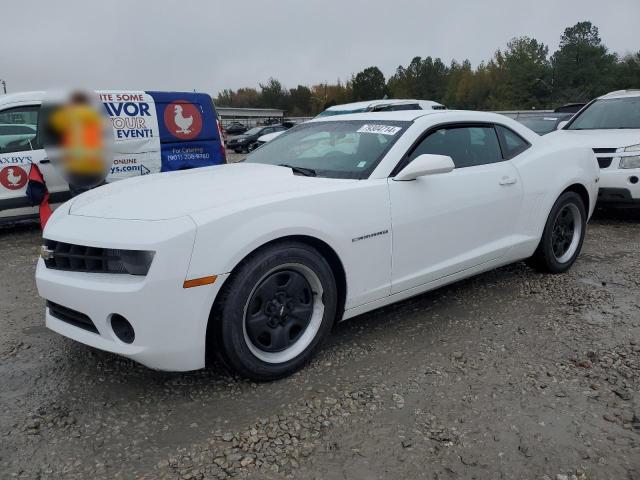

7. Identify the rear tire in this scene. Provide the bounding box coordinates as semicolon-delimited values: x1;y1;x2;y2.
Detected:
210;241;338;381
527;191;586;273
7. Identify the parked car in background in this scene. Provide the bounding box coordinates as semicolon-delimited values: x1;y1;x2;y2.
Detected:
0;123;37;151
223;122;247;135
316;99;445;118
37;109;598;380
251;121;301;150
226;124;288;153
515;113;574;135
548;89;640;207
554;103;586;114
0;90;226;224
254;130;286;149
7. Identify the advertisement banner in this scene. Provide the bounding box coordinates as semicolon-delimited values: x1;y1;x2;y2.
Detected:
147;91;222;172
97;91;161;181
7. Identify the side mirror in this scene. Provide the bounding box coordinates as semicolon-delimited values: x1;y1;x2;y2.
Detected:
394;154;455;181
557;121;568;130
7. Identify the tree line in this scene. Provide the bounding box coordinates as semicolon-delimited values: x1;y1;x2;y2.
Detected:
214;21;640;115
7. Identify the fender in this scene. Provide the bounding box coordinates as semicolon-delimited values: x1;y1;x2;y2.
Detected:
186;180;393;311
513;144;597;245
188;209;348;279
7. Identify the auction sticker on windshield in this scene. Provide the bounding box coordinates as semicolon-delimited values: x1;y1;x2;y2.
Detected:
357;124;402;135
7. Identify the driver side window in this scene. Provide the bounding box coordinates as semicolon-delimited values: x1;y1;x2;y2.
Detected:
410;125;503;168
0;105;41;154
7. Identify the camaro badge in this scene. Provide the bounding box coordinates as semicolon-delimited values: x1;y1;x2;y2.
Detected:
352;229;389;243
40;245;55;260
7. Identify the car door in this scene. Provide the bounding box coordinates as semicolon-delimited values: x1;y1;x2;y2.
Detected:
0;104;68;220
388;123;524;293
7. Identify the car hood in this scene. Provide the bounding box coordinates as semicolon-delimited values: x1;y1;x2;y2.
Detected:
69;163;348;221
228;134;249;141
549;129;640;149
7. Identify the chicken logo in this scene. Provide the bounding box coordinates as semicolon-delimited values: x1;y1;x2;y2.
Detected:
0;166;28;190
163;101;202;140
173;105;193;134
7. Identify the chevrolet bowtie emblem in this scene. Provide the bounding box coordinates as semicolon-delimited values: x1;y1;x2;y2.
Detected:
40;245;55;260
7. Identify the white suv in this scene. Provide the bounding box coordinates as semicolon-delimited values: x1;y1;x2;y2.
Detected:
549;90;640;206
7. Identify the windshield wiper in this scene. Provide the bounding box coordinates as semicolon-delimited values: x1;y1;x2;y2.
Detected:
278;164;317;177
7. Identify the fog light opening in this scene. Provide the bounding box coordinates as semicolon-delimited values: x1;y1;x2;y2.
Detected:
111;314;135;344
629;176;638;185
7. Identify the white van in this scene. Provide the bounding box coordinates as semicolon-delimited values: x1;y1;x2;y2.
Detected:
0;90;226;223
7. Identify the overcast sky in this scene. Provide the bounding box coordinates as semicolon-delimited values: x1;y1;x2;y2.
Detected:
2;0;639;96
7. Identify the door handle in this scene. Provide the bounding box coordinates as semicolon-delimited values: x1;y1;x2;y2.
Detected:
499;176;517;186
39;158;50;164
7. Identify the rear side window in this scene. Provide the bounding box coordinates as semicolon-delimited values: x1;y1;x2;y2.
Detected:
410;125;503;168
0;105;40;154
496;125;530;159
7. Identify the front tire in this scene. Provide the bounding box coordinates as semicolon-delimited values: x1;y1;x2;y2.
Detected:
211;242;338;381
527;191;586;273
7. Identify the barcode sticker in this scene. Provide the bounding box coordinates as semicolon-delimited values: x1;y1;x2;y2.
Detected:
357;124;402;135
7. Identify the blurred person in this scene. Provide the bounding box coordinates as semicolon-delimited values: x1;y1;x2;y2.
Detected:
47;91;110;195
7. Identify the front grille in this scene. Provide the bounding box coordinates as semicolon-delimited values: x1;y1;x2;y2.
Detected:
47;301;98;334
43;240;126;273
593;148;617;154
42;240;152;275
597;157;613;168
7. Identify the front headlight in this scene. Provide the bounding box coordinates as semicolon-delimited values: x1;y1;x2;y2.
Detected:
624;144;640;152
619;155;640;169
112;249;155;275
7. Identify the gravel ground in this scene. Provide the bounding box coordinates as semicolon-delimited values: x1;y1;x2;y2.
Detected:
1;208;639;480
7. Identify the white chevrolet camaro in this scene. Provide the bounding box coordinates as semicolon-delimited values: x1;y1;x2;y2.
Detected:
36;110;599;380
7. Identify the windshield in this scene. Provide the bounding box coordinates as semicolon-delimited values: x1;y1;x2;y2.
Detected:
315;108;368;118
244;120;409;179
517;116;563;135
568;97;640;130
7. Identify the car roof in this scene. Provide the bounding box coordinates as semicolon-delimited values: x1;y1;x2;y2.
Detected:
307;109;511;123
0;89;213;106
0;91;46;104
598;89;640;100
308;110;435;122
325;99;443;111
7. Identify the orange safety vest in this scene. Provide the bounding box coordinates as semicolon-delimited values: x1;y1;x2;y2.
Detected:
50;105;106;175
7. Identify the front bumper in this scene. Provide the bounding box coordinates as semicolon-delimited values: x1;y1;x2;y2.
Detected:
227;139;247;148
35;213;228;371
598;165;640;204
597;187;640;206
